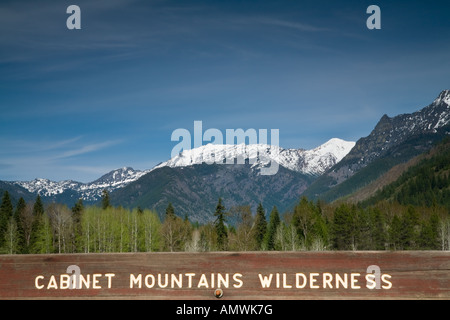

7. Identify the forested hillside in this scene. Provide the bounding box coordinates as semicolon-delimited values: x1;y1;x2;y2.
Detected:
1;190;449;254
361;138;450;209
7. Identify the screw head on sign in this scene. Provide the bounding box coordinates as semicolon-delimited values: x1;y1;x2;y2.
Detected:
214;288;223;298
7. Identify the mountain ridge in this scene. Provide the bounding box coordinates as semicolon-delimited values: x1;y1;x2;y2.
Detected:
302;89;450;202
110;163;316;223
13;167;150;203
6;138;354;207
155;138;355;176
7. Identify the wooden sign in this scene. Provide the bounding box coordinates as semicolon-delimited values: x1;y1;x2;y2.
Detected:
0;251;448;299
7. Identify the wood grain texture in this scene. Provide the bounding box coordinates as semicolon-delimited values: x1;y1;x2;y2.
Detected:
0;251;448;300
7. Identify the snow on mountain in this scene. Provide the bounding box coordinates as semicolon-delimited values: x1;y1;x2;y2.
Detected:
13;139;355;202
431;90;450;129
155;138;356;176
87;167;150;189
15;167;150;202
301;138;357;175
434;89;450;107
15;179;83;196
401;89;450;134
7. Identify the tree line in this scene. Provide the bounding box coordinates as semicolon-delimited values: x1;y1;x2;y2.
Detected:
0;190;449;254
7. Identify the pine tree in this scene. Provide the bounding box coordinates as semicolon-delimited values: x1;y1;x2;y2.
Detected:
71;199;84;253
401;206;420;250
33;195;44;216
332;204;358;250
13;197;26;253
357;207;372;250
214;198;228;250
369;207;386;250
0;191;14;248
310;205;329;251
389;214;403;250
419;212;440;250
101;189;111;210
253;203;267;250
165;202;175;219
264;206;280;250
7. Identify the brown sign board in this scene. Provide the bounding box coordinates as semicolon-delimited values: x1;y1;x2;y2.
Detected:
0;251;448;300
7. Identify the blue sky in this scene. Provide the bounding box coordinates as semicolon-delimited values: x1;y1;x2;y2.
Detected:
1;0;450;182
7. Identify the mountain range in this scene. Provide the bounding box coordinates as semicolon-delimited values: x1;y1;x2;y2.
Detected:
1;89;449;222
13;167;150;203
1;138;354;222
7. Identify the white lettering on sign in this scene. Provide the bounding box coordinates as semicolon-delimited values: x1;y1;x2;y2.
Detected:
257;271;392;290
35;272;115;290
129;273;243;289
34;266;392;291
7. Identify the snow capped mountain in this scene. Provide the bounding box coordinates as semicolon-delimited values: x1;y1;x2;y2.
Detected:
75;167;151;201
12;139;354;204
14;179;83;197
87;167;150;189
154;138;356;176
15;167;150;202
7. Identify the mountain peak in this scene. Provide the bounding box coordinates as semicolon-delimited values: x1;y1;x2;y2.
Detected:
313;138;356;153
313;137;355;153
434;89;450;105
91;167;149;186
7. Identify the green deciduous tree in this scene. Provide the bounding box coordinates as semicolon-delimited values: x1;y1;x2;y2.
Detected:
292;197;316;248
162;203;190;252
229;205;255;251
48;204;73;253
29;195;48;254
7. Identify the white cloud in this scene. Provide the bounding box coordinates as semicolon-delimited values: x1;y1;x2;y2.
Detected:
253;17;330;32
54;139;123;159
0;136;124;181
